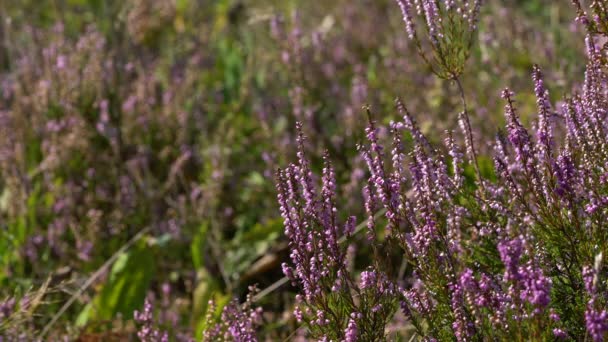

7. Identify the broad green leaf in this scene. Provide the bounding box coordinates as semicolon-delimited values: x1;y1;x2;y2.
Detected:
76;239;156;326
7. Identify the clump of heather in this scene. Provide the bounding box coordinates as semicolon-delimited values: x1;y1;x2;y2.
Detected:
572;0;608;36
134;298;169;342
395;0;482;79
277;1;608;340
202;286;263;342
276;123;398;341
584;254;608;341
131;286;263;342
396;0;486;190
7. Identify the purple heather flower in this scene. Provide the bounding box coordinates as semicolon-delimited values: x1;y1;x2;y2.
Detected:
457;111;477;169
396;97;433;151
344;216;356;237
498;237;524;282
344;316;358;342
583;265;597;294
315;310;329;326
76;240;93;261
203;287;262;341
394;0;483;78
408;217;438;258
532;65;553;155
445;131;463;188
362;180;377;241
421;0;441;44
0;297;15;320
501;89;534;166
562;100;584;149
395;0;416;39
359;270;377;290
223;303;263;341
403;281;434;316
293;306;303;323
449;280;474;342
553;328;568;339
586;309;608;342
554;152;576;197
362;118;404;233
134;298;169;342
295;122;317;215
583;260;608;341
459;269;476;291
519;262;552;311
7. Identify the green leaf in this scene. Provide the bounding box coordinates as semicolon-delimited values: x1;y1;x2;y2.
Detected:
191;223;209;270
76;239;156;326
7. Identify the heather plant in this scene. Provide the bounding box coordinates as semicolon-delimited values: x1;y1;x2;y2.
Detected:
277;124;399;340
201;286;263;342
129;285;263;342
277;1;608;341
395;0;482;79
134;298;169;342
395;0;486;193
572;0;608;37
